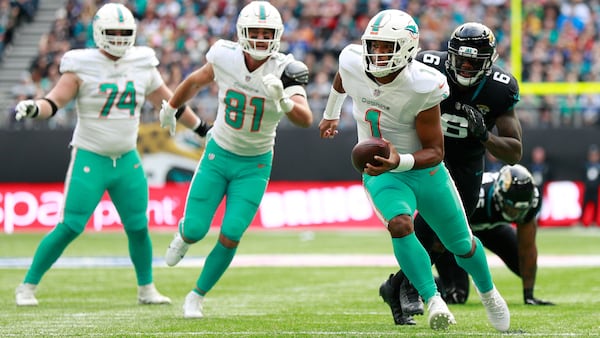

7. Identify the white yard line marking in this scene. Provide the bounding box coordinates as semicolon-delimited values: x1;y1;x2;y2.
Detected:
1;254;600;268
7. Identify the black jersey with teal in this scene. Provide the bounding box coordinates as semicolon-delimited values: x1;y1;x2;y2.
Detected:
415;50;520;161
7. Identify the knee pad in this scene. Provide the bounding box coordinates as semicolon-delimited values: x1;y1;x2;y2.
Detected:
55;222;81;240
121;212;148;233
58;219;86;235
445;236;476;258
387;215;413;238
124;226;148;237
179;217;210;242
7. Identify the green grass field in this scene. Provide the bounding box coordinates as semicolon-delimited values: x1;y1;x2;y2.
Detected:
1;227;599;337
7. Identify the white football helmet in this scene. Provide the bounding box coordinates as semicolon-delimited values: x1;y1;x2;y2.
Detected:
361;10;420;77
236;1;283;60
93;3;137;57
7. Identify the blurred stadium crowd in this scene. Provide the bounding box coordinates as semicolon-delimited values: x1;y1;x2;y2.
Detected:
2;0;600;130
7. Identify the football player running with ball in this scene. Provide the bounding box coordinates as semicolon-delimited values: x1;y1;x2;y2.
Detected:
394;165;554;323
318;10;509;332
379;22;527;327
14;3;210;306
161;1;313;319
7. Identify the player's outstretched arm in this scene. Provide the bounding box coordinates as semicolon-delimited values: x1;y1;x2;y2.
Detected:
517;218;555;305
15;73;79;120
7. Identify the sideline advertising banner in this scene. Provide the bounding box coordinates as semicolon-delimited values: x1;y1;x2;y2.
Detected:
0;181;594;234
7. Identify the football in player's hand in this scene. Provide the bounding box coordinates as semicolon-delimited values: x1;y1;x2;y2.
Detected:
351;137;390;173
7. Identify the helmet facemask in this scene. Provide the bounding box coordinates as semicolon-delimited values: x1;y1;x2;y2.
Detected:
493;165;535;222
362;38;415;77
236;1;283;60
446;22;498;87
361;10;419;78
93;3;137;57
238;27;281;60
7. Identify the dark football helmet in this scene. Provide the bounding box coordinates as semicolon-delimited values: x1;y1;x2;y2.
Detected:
446;22;498;87
493;164;535;221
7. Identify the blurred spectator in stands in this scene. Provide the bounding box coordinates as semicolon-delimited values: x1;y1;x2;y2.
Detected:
1;0;40;59
528;146;552;189
578;94;600;127
4;0;600;131
11;71;37;99
581;144;600;226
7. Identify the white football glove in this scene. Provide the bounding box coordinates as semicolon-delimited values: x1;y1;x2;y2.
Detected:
159;100;177;136
262;74;294;114
15;100;39;121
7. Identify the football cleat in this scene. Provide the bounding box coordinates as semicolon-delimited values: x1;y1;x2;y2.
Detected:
399;276;425;316
443;286;468;304
477;286;510;332
379;274;416;325
15;283;39;306
165;232;190;267
138;283;171;304
427;294;456;330
183;290;204;319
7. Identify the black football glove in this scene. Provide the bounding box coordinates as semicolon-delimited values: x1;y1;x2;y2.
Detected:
524;288;555;306
193;120;212;137
462;103;489;141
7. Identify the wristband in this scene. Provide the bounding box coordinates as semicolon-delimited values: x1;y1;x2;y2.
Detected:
175;105;187;119
396;153;415;172
280;97;295;114
323;86;347;120
41;98;58;117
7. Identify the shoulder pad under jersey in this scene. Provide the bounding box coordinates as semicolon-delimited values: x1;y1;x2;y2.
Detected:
282;60;309;87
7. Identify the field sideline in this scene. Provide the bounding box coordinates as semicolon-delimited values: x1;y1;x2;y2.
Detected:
2;253;600;269
1;228;599;336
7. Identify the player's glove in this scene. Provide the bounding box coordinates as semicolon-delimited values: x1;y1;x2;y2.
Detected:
15;100;39;121
524;288;555;305
262;74;294;114
193;120;212;137
462;103;488;141
160;100;177;136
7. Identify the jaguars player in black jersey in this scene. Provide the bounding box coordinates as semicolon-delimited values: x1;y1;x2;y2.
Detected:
378;22;526;325
461;165;553;306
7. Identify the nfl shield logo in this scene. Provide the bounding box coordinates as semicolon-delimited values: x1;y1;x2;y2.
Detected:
245;75;251;82
373;89;381;97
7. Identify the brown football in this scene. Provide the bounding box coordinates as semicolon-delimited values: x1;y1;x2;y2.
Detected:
351;137;390;173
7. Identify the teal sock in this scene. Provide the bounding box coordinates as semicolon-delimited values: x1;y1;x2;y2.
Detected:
392;233;437;301
454;236;493;293
126;228;153;286
197;241;237;295
24;223;79;284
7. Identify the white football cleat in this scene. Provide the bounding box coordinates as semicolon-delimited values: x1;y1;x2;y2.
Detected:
478;286;510;332
138;283;172;304
183;291;204;318
165;232;190;267
16;283;39;306
427;294;456;330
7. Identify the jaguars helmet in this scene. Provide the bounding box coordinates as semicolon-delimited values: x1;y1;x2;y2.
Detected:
493;164;535;221
236;1;283;60
446;22;498;87
361;10;420;77
93;3;137;57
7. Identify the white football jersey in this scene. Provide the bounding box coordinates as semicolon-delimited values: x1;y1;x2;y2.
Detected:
339;44;449;165
60;47;163;157
206;39;298;156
